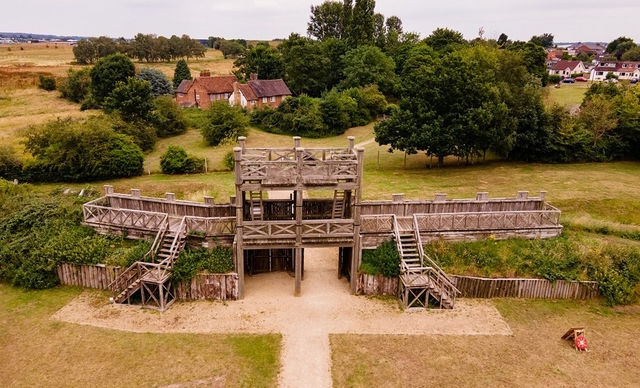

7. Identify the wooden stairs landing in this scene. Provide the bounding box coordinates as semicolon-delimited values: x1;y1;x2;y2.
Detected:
110;219;187;311
394;216;459;310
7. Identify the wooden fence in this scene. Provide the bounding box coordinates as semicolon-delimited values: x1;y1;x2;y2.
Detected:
56;263;238;301
355;273;599;300
451;275;600;299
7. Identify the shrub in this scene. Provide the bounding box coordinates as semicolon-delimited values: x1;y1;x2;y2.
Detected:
90;53;136;105
0;145;22;181
38;74;56;91
58;67;92;103
22;117;144;182
152;95;188;138
171;246;234;283
360;240;401;277
223;150;235;171
548;75;562;84
587;246;640;306
106;240;152;267
160;145;205;174
103;78;155;121
201;101;249;146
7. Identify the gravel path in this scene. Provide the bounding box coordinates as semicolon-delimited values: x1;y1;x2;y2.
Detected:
53;248;512;387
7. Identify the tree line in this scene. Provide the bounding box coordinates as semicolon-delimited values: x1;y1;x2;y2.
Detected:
73;33;206;64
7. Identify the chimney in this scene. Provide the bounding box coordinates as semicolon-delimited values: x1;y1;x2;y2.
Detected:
200;70;211;77
250;72;257;81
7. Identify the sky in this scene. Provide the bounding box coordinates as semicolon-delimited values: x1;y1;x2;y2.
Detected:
3;0;638;43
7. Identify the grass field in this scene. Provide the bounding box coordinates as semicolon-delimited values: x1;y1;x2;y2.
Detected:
0;284;280;388
331;299;640;387
544;82;590;108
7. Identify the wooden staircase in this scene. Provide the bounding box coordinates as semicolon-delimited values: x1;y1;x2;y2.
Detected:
394;216;459;310
109;217;187;310
332;190;346;219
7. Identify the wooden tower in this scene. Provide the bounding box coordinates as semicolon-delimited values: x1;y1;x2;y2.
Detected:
233;136;365;297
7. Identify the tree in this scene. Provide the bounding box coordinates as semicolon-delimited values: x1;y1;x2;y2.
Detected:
621;46;640;61
152;96;188;138
349;0;376;47
219;40;246;59
173;59;192;89
103;78;155;122
508;41;548;85
0;145;22;181
529;33;554;48
423;28;467;52
307;1;346;40
201;101;250;146
233;42;284;80
280;34;331;96
606;36;635;54
89;53;135;105
578;94;618;147
340;45;396;93
137;68;173;97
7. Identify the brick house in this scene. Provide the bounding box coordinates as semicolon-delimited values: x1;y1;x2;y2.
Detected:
174;71;238;109
228;74;292;111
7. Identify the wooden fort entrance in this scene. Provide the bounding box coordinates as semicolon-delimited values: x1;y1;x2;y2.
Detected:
83;136;563;311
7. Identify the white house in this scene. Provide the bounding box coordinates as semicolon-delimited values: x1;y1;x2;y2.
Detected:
589;61;640;81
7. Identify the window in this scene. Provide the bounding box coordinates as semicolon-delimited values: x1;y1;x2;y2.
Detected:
216;94;221;100
596;71;603;76
270;96;276;103
196;94;200;100
251;100;256;105
224;93;229;99
178;93;184;97
262;97;267;103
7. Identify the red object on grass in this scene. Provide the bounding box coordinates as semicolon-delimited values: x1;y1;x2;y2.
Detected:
575;335;588;350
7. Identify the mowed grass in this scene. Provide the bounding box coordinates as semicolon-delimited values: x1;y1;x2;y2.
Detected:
544;82;590;107
0;284;281;388
331;299;640;387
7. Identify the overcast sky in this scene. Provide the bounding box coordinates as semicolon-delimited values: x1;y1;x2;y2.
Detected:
3;0;638;43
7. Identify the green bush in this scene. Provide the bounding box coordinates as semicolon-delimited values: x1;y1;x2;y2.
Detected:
160;145;205;174
360;240;401;277
0;145;22;181
171;246;234;283
587;246;640;306
105;240;152;268
59;67;92;103
152;95;188;138
38;74;56;91
548;75;562;84
201;101;249;146
223;150;235;171
137;68;173;97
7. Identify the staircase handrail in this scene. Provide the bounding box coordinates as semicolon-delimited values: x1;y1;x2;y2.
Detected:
143;215;169;262
392;215;411;274
109;261;143;297
413;215;460;296
158;216;187;278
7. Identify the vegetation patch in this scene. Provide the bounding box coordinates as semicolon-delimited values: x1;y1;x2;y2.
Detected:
360;240;400;278
171;246;235;283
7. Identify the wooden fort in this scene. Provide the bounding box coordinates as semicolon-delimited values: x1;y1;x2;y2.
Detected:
82;136;562;311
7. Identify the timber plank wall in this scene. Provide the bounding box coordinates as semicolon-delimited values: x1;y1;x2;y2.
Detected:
56;263;238;300
356;273;599;300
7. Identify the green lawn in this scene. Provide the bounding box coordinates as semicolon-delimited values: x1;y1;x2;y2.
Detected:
544;82;590;107
0;285;281;388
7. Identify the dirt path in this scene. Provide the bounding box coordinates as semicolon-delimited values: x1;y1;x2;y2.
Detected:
52;248;512;387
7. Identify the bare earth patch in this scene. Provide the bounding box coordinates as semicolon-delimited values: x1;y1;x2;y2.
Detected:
53;248;512;387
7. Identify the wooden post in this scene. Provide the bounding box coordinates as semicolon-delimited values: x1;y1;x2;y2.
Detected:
392;193;404;202
293;136;301;149
204;196;214;206
234;147;245;299
104;185;114;195
238;136;246;154
131;189;140;197
295;247;302;296
351;147;365;294
348;136;355;152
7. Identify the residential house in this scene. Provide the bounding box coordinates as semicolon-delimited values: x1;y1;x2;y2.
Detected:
229;74;292;110
174;71;238;109
567;42;607;57
548;60;587;78
589;61;640;81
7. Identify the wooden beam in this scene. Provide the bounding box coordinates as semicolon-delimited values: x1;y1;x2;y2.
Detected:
295;247;302;296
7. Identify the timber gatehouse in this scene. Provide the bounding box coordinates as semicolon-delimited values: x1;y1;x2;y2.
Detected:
82;136;562;311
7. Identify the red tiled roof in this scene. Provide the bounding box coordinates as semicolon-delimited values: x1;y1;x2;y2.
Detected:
196;75;238;94
247;79;291;98
175;79;193;94
551;60;583;71
238;83;257;101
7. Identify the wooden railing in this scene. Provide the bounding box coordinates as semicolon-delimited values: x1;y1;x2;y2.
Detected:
105;194;233;217
83;204;168;232
243;221;297;240
301;220;354;238
184;216;235;236
414;208;561;232
144;217;169;262
361;214;394;233
239;159;358;182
